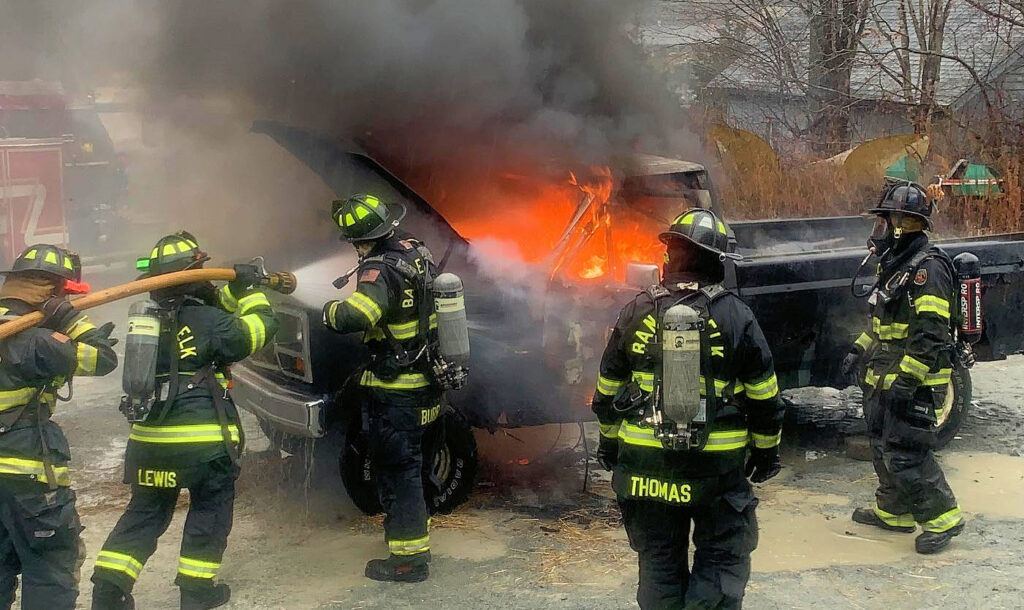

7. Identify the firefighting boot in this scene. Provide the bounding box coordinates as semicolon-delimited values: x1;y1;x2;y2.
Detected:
915;521;966;554
91;581;135;610
364;554;430;583
852;507;916;533
180;583;231;610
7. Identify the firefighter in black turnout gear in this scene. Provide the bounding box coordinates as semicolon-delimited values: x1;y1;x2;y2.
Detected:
593;209;784;610
843;182;965;554
323;194;439;583
0;245;117;610
91;233;278;610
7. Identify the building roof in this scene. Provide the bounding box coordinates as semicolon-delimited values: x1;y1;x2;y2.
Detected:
707;1;1024;107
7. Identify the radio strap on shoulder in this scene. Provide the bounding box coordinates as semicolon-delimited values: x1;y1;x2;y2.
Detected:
155;303;184;425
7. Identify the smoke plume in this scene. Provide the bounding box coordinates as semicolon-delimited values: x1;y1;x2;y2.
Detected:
2;1;696;263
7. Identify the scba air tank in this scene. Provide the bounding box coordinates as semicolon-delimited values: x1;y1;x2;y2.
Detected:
123;300;162;404
953;252;983;344
661;303;703;426
432;273;470;367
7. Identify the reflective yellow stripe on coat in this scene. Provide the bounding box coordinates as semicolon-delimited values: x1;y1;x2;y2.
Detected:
64;316;97;340
617;422;748;452
0;388;43;412
75;343;99;375
0;457;71;486
345;292;383;325
743;373;779;401
914;295;951;319
360;370;432;390
129;424;240;444
388;315;438;340
596;376;626;397
240;314;267;355
237;292;271;316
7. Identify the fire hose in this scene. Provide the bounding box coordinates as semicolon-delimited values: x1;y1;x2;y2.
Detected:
0;267;297;340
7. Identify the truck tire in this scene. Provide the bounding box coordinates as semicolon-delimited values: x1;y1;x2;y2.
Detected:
340;410;478;516
936;365;971;449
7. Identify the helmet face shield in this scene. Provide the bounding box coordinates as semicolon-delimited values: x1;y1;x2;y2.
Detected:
868;215;893;253
869;216;889;240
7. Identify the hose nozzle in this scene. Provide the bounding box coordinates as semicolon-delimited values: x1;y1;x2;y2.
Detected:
262;271;297;295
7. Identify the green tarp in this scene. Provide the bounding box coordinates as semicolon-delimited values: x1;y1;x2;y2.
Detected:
884;155;921;181
952;163;1002;197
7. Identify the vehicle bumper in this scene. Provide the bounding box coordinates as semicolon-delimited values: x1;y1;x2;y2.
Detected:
232;362;327;438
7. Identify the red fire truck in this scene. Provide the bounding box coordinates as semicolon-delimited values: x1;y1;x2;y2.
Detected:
0;80;123;265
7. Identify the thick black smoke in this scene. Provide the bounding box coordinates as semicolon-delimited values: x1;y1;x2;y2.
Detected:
142;0;693;206
1;1;696;259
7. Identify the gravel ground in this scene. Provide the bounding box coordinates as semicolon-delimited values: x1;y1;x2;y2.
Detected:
23;337;1024;609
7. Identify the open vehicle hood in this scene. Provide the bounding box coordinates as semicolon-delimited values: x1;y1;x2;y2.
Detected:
251;120;467;246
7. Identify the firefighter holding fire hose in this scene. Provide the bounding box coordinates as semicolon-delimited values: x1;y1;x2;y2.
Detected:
0;244;118;610
323;193;469;583
842;181;965;553
91;232;279;610
592;209;784;609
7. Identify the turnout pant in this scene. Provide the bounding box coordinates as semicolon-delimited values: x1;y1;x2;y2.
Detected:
91;457;239;594
619;476;758;610
367;399;431;562
0;482;83;610
865;394;962;532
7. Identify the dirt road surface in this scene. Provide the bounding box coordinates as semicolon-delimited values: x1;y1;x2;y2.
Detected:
28;305;1024;610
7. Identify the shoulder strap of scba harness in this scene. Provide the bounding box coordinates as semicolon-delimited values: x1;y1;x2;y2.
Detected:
152;300;244;465
362;241;436;361
644;283;732;448
897;246;959;329
0;313;61;489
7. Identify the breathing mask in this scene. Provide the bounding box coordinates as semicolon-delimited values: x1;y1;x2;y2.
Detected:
867;215;896;255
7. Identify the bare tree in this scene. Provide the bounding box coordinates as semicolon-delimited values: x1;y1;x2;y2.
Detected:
807;0;871;152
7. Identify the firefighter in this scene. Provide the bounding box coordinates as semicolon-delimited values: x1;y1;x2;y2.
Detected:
0;244;118;610
91;232;278;610
593;209;783;610
842;182;965;553
323;194;439;583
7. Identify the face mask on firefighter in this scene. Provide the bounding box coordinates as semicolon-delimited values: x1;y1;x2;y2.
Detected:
868;215;895;254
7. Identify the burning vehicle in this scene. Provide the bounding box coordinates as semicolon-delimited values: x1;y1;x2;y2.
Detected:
231;122;1024;514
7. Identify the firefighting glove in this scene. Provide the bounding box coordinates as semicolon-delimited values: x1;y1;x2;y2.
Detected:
231;264;262;294
840;349;862;385
888;379;927;420
40;297;79;332
93;321;119;348
596;436;618;471
745;447;782;483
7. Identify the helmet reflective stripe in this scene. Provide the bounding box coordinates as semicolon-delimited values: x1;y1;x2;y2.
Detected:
659;208;733;258
332;193;406;242
139;232;209;276
4;244;80;282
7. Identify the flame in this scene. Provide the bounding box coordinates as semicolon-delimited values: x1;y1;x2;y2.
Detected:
444;165;663;281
